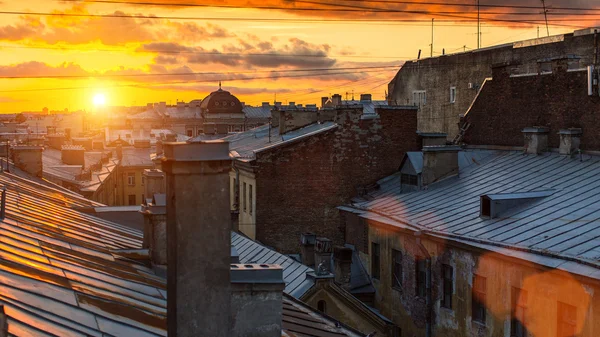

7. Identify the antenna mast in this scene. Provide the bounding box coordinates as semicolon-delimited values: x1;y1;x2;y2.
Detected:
477;0;480;49
430;18;434;57
541;0;550;37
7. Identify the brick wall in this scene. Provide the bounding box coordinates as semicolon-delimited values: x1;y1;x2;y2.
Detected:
464;64;600;150
254;106;419;253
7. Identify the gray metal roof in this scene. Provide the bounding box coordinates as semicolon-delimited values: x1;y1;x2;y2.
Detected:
232;232;314;298
222;122;338;160
242;105;271;120
350;149;600;278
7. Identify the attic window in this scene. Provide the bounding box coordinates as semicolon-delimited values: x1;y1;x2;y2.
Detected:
401;173;418;186
480;190;554;219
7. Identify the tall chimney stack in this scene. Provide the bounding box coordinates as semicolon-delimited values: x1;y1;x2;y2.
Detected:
162;140;233;337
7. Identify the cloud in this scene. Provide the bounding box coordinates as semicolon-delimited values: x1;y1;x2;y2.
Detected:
0;61;89;78
152;84;293;95
139;37;337;69
0;6;236;45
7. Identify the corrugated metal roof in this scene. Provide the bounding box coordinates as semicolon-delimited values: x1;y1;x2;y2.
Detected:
0;172;359;336
232;232;314;298
219;122;338;160
242;105;271;120
350;149;600;277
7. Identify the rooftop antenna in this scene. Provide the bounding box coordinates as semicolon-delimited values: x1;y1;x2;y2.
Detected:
430;18;434;57
352;90;354;101
541;0;550;37
477;0;480;49
219;81;222;90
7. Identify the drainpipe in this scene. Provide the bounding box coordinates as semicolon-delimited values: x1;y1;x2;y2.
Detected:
414;231;432;337
232;160;240;212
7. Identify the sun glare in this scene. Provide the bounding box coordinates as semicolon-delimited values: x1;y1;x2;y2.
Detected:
93;93;107;106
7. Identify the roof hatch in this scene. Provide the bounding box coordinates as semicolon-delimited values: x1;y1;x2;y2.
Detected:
480;190;555;219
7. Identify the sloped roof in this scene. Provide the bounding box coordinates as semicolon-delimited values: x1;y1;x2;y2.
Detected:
243;105;271;120
348;149;600;280
220;122;338;160
0;172;362;337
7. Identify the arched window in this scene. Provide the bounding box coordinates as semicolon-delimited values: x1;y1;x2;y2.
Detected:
317;300;326;313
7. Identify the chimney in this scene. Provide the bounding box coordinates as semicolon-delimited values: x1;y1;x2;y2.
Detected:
559;128;582;156
321;97;329;108
417;131;448;148
274;102;282;107
11;146;43;178
144;169;166;199
331;94;342;106
72;137;93;151
162;140;232;337
156;140;164;157
300;232;317;266
360;94;372;103
46;126;56;135
0;305;7;337
165;133;177;142
116;144;123;161
230;264;285;337
522;127;549;155
333;246;352;290
147;103;153;110
289;102;296;108
278;108;319;135
134;139;151;148
46;134;66;150
270;109;280;128
61;145;85;166
314;237;332;274
262;102;270;108
158;102;167;113
141;193;167;266
422;145;461;186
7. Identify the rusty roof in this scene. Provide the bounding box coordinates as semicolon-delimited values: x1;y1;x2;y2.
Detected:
0;172;362;337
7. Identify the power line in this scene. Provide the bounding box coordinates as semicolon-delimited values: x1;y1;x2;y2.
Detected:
0;68;395;92
0;65;400;79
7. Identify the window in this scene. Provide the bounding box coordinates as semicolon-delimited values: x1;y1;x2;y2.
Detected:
317;300;327;313
401;173;418;186
416;258;427;298
127;173;135;186
371;242;380;280
450;86;457;103
557;302;576;337
128;194;136;206
249;184;253;215
392;249;402;289
412;90;427;107
141;176;145;186
243;182;247;212
186;130;193;137
472;275;487;324
511;287;527;337
442;264;453;309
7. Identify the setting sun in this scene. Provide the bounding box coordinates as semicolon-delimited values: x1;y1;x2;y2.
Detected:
93;93;106;106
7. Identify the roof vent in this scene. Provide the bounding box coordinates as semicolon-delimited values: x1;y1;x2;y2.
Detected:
522;127;549;154
480;190;555;219
559;128;582;156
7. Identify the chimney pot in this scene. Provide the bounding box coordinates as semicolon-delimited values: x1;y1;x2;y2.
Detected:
314;237;333;274
559;128;582;156
522;126;549;154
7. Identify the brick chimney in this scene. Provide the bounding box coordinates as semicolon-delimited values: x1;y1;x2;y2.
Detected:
230;264;285;337
321;97;328;108
141;193;167;266
333;246;352;290
278;108;319;134
300;232;317;266
46;134;65;150
72;137;93;151
559;128;582;156
331;94;342;105
314;237;333;274
422;145;460;186
11;146;43;178
522;127;549;155
61;145;85;166
162;140;232;337
360;94;372;103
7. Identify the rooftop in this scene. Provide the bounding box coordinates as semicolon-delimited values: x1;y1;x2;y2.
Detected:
0;172;363;337
346;149;600;281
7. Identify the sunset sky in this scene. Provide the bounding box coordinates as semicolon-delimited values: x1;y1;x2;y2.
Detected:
0;0;597;113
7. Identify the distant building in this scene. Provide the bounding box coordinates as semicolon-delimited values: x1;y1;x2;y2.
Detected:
387;27;600;139
117;144;156;206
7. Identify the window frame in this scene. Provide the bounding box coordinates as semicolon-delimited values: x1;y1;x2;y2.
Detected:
415;257;427;298
391;249;402;289
450;86;457;103
401;173;418;186
371;242;380;280
472;274;487;324
249;184;253;215
127;173;136;186
243;182;247;213
511;287;528;337
441;264;453;309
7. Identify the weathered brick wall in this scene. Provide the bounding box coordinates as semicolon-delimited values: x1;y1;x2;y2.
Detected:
254;106;418;253
388;32;597;138
464;65;600;150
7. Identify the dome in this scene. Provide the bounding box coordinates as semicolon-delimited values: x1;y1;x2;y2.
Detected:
199;84;243;114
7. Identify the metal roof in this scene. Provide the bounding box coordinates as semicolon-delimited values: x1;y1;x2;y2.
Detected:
219;122;338;160
0;172;359;337
242;105;272;120
350;149;600;279
232;232;314;298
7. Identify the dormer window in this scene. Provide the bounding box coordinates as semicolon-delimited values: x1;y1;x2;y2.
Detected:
401;173;418;186
480;190;554;219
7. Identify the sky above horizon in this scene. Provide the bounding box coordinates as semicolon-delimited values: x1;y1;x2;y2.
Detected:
0;0;597;113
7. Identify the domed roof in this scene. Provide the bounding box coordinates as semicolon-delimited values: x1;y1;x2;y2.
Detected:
199;83;243;114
